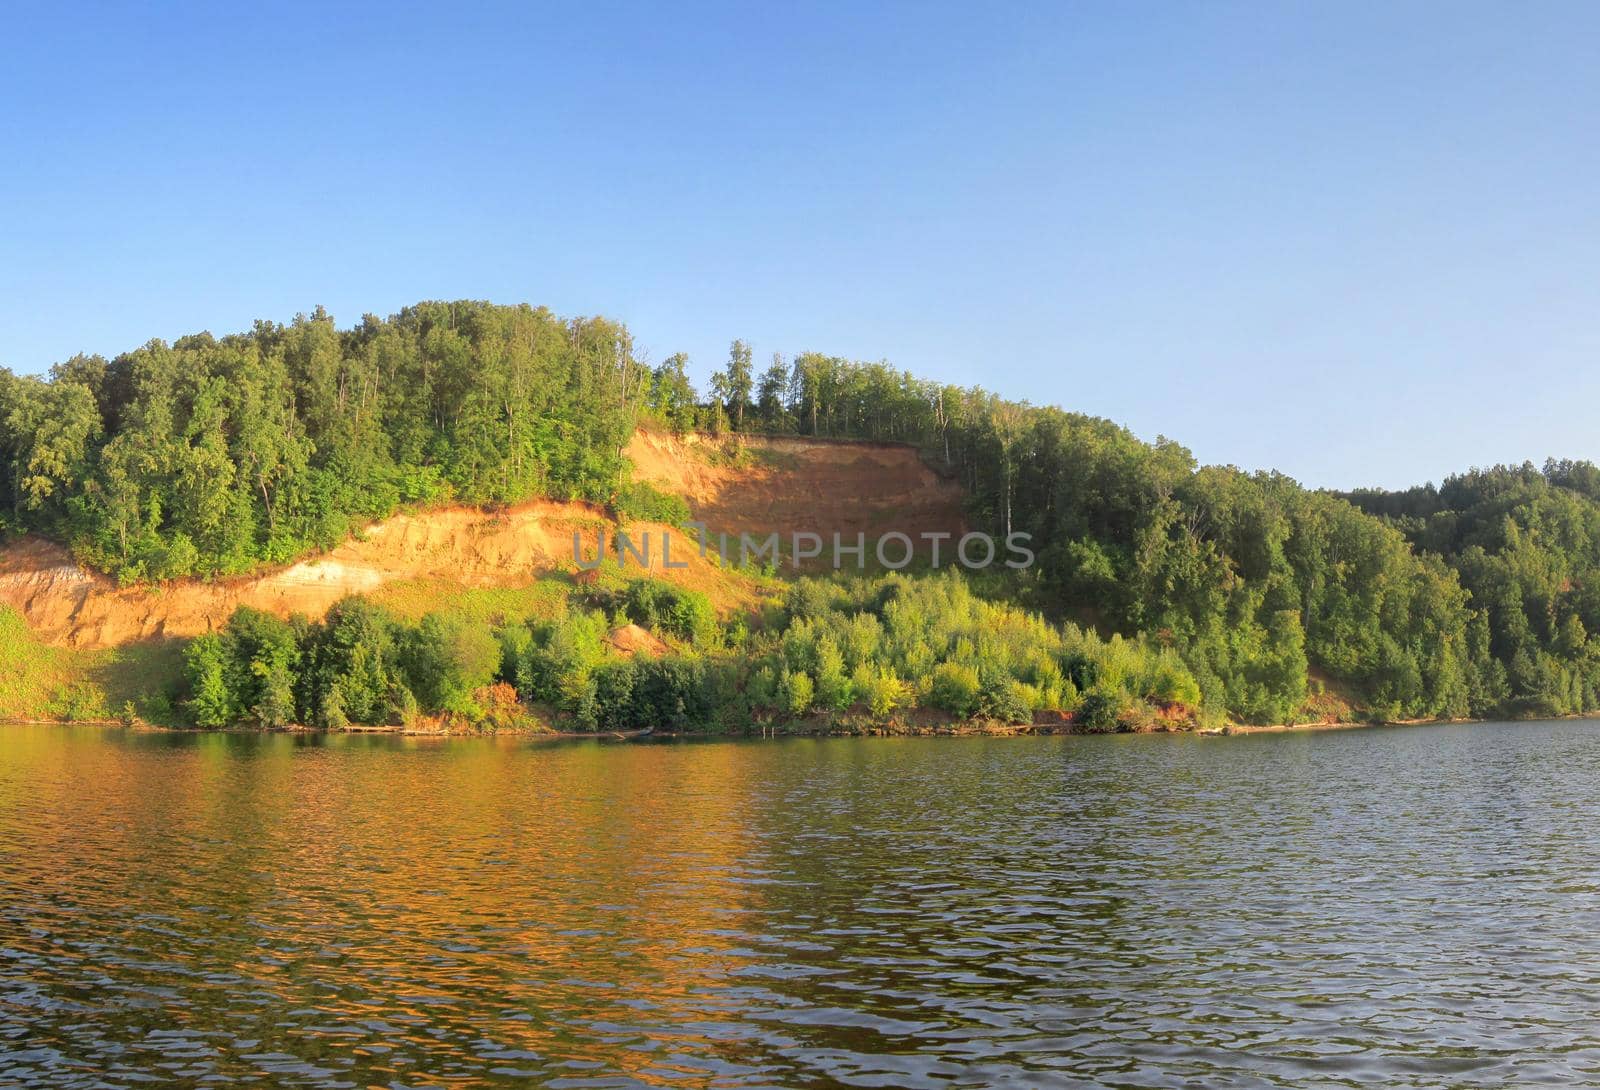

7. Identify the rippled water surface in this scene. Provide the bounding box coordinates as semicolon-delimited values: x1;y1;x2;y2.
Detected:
5;722;1600;1087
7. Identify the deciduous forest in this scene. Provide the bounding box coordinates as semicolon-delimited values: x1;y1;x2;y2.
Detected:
3;300;1597;728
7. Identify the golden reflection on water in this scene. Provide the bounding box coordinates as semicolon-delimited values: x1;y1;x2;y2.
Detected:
2;729;780;1085
9;722;1600;1088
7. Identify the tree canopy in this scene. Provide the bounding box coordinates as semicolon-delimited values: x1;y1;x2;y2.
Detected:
7;300;1599;724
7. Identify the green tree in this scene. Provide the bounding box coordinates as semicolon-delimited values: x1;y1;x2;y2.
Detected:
648;353;699;433
301;597;406;726
0;376;101;523
712;339;753;431
183;635;234;727
756;354;791;431
400;613;501;714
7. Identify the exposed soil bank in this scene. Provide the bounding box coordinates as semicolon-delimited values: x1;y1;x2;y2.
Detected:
0;502;603;648
0;503;750;649
0;431;967;650
625;430;967;547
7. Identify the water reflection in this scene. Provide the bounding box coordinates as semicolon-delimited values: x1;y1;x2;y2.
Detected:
4;723;1600;1087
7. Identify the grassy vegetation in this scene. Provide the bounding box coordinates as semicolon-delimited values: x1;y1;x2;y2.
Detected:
88;639;189;724
744;443;802;471
0;608;78;719
368;577;575;627
0;607;187;724
611;481;692;525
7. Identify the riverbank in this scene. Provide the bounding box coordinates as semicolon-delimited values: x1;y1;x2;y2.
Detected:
6;710;1562;739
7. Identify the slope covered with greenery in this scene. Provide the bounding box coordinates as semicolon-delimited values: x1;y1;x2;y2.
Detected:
689;347;1499;724
3;300;1597;728
182;572;1199;734
1344;462;1600;718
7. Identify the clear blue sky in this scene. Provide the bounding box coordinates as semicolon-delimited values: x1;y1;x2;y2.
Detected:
3;2;1597;490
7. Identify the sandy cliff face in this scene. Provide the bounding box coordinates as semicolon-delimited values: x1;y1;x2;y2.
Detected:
0;432;967;649
625;431;967;543
0;502;605;648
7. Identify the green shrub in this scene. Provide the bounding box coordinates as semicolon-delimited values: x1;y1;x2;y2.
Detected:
400;613;500;713
747;665;779;710
613;481;691;525
600;579;717;645
184;634;233;727
586;660;638;731
517;611;607;706
47;680;108;722
783;578;839;623
981;678;1033;725
300;597;406;726
854;664;907;720
814;638;852;710
575;656;715;731
178;567;1210;735
928;661;981;717
759;572;1206;728
221;607;300;727
782;669;814;717
1075;689;1126;733
632;658;713;730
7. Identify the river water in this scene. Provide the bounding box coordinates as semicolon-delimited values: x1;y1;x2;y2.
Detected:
3;721;1599;1088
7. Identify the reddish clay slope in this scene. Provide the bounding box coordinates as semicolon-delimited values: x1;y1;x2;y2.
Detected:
0;432;967;649
0;502;608;648
627;431;967;545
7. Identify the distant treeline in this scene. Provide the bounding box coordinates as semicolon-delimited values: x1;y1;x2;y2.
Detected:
5;300;1600;723
1341;462;1600;719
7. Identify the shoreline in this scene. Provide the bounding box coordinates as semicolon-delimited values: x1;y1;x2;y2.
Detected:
5;712;1593;739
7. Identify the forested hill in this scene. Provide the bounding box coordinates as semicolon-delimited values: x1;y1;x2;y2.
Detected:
1;299;1596;725
1343;463;1600;719
1;303;640;579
